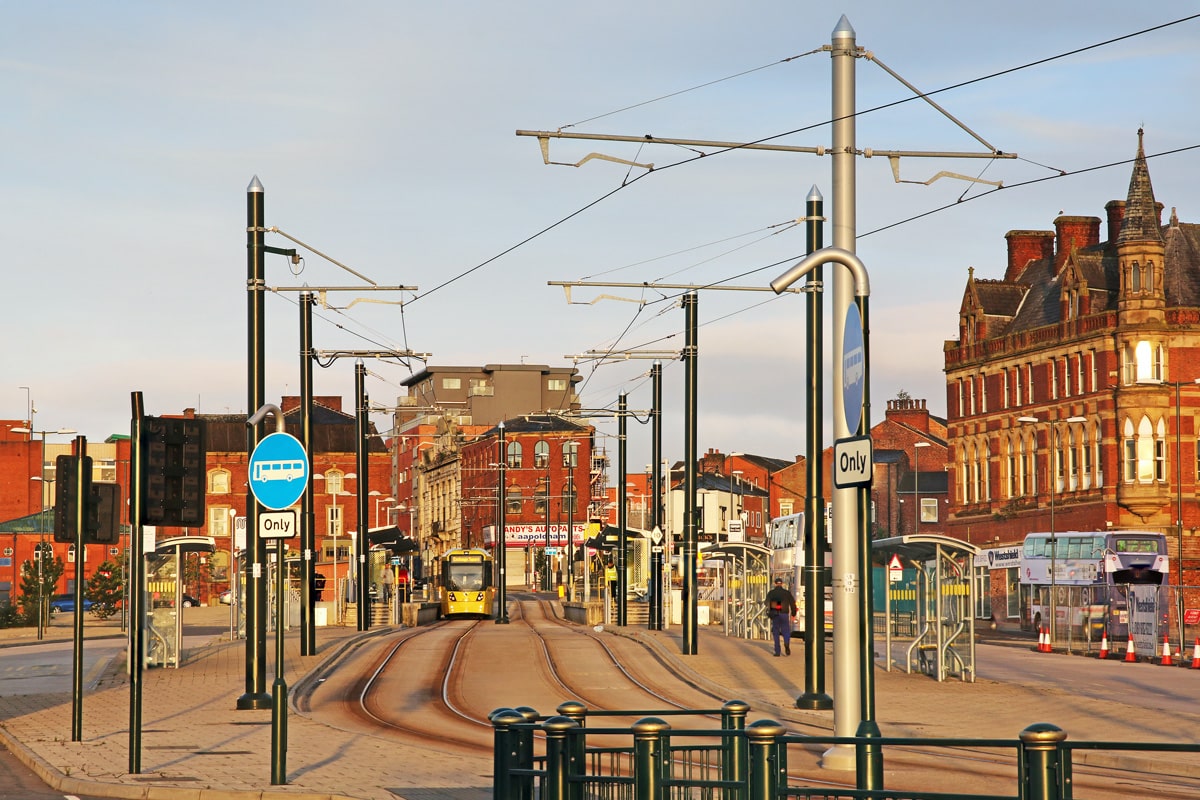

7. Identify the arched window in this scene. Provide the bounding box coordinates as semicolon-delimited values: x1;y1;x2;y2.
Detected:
208;468;231;494
506;485;523;514
1155;417;1167;482
506;441;523;469
533;440;550;469
1006;438;1016;498
535;477;549;515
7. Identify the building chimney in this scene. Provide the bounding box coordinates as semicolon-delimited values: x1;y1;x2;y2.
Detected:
885;398;932;433
1053;215;1101;265
1004;230;1055;282
1104;200;1126;244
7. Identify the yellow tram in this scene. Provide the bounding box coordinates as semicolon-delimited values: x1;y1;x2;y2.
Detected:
439;548;495;619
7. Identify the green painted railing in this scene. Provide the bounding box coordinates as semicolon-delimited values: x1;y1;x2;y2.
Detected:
492;700;1200;800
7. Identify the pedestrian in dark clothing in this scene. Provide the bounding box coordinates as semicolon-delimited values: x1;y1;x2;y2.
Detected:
765;577;797;656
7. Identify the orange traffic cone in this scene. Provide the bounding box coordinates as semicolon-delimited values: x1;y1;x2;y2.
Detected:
1160;634;1174;667
1190;638;1200;669
1098;630;1109;659
1035;626;1046;652
1124;633;1138;663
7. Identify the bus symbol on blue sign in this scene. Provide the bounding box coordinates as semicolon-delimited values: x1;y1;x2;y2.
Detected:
842;302;866;434
248;432;309;510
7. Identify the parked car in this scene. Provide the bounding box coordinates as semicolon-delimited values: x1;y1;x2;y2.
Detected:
219;590;233;605
49;594;95;613
181;593;199;608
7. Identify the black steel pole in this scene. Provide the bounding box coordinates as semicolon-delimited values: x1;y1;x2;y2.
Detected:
650;362;664;631
355;362;370;631
798;187;832;710
854;294;883;789
71;435;87;742
617;392;628;626
496;422;509;623
270;539;289;784
568;453;575;601
683;291;699;655
240;176;271;710
128;394;144;772
543;449;552;592
299;292;315;655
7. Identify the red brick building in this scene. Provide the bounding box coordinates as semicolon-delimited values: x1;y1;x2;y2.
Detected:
943;130;1200;617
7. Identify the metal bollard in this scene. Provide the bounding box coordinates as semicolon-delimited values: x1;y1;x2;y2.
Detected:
557;699;588;726
491;708;525;800
1020;723;1068;800
633;718;670;800
557;701;588;800
721;700;751;800
543;716;580;800
746;720;787;800
514;706;540;800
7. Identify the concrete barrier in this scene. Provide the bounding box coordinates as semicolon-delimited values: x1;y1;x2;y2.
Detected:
402;602;441;627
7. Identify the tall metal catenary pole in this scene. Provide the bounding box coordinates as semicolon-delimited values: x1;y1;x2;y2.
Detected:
682;292;699;654
798;186;833;711
128;395;145;772
826;15;864;772
71;434;87;742
299;292;316;655
649;361;664;630
496;422;510;623
355;361;370;631
240;176;271;710
617;392;629;626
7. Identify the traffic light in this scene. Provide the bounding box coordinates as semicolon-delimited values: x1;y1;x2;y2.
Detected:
53;454;92;543
141;416;207;527
88;483;122;544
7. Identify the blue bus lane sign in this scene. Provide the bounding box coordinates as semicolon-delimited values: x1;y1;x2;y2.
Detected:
248;432;309;511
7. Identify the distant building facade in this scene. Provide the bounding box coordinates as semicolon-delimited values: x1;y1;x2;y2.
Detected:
942;131;1200;620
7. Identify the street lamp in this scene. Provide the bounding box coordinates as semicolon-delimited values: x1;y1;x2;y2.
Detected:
11;425;77;640
373;494;396;528
1138;377;1200;650
912;442;930;534
1018;415;1086;644
313;472;355;620
564;441;579;601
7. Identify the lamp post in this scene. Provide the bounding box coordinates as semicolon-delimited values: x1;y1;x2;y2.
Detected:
11;425;77;640
1018;415;1086;644
313;472;355;622
1139;377;1200;650
912;442;930;534
543;444;553;592
373;494;396;528
565;441;579;601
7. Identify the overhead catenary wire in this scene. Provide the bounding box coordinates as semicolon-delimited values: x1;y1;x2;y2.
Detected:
411;14;1199;310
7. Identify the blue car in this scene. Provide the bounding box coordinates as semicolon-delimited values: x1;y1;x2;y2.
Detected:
48;594;95;613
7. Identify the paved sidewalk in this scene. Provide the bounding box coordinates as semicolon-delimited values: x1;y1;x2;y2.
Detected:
1;607;1197;799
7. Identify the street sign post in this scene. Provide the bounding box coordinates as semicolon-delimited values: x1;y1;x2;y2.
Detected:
833;435;873;489
259;510;298;540
248;432;309;511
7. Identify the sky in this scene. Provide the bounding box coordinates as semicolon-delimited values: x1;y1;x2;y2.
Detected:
4;3;1199;474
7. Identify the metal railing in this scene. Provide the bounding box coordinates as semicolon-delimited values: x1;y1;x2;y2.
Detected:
493;701;1200;800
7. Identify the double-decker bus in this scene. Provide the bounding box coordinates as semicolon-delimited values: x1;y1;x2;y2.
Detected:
1018;531;1168;649
768;512;832;635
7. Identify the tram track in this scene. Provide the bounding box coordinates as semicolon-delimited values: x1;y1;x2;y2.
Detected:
294;598;1200;798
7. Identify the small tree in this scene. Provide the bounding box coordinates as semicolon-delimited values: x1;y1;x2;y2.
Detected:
19;545;64;625
86;560;124;619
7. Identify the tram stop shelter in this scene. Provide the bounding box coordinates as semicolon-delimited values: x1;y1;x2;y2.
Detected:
367;525;419;613
698;542;771;641
872;534;981;682
145;534;214;668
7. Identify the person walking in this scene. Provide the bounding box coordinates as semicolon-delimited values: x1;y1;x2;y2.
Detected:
765;577;798;656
